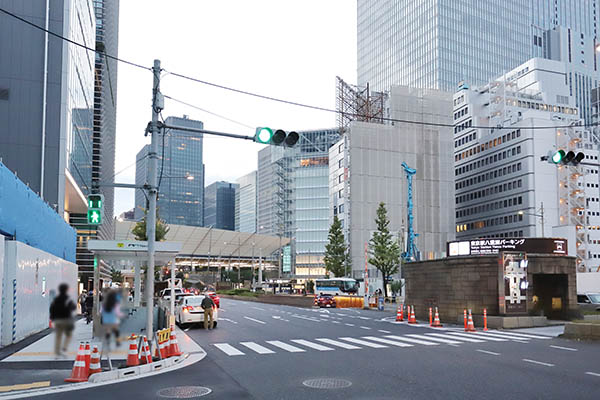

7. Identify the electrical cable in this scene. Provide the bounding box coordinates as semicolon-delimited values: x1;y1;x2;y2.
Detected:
163;95;254;130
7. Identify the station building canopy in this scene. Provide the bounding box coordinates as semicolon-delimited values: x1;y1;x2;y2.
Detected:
114;220;289;259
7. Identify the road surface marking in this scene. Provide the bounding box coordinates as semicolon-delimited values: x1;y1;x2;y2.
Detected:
448;332;507;342
240;342;275;354
486;331;551;340
266;340;305;353
384;335;439;346
252;306;265;311
550;345;577;352
426;333;485;343
474;332;529;341
409;334;461;345
511;340;530;344
213;343;245;356
339;337;388;348
184;327;190;332
360;326;372;330
331;321;341;324
316;338;361;349
220;317;238;324
357;316;371;320
477;349;500;356
523;359;554;367
292;314;320;322
378;330;391;334
361;336;413;347
344;323;355;327
0;381;50;393
244;316;266;324
291;339;334;351
585;372;600;377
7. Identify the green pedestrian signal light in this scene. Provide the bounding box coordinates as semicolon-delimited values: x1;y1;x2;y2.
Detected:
87;194;104;225
254;127;299;147
87;209;101;225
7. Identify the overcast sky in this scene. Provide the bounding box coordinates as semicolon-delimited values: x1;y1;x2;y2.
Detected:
114;0;356;216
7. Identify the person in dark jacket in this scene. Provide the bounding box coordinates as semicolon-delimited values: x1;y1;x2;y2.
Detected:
49;283;76;356
201;295;215;329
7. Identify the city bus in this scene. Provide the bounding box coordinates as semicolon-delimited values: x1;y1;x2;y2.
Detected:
315;278;359;296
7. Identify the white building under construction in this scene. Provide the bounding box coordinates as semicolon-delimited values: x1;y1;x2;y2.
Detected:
453;57;600;272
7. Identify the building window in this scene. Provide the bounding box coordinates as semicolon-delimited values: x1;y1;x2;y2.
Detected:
338;204;344;214
338;174;344;183
338;189;343;198
339;144;343;153
339;159;343;168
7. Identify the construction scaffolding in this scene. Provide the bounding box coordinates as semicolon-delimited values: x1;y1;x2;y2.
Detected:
336;76;387;134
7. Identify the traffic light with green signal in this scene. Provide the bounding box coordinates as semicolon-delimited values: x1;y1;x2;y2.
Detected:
542;149;585;166
87;194;104;225
254;127;299;147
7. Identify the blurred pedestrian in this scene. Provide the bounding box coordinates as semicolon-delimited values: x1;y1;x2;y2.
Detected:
201;294;215;329
78;290;87;315
84;291;94;324
101;289;123;347
49;283;76;357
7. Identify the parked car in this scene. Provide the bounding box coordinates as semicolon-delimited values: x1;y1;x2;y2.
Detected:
577;293;600;312
204;292;220;308
175;295;219;328
159;288;184;300
317;294;337;308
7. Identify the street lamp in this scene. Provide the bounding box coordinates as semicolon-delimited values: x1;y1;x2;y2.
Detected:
163;173;194;180
518;202;545;237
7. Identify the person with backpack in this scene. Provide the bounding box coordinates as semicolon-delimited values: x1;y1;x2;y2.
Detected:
201;295;215;329
49;283;76;357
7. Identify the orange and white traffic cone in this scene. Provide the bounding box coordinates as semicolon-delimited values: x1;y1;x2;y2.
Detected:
126;334;139;367
396;304;404;322
429;307;433;326
408;305;417;324
160;330;169;359
168;325;182;357
140;336;153;365
89;345;102;375
314;294;318;306
483;308;488;331
465;309;476;332
83;341;91;371
65;342;89;382
432;307;443;327
463;309;467;330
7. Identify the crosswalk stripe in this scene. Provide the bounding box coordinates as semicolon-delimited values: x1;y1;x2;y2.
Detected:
213;343;245;356
474;332;531;341
361;336;413;347
446;332;508;342
384;335;439;346
240;342;275;354
485;331;551;340
316;338;361;349
291;339;334;351
339;337;388;348
266;341;305;353
407;334;461;344
425;333;485;343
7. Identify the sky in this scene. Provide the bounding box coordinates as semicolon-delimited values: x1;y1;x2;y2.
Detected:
114;0;357;216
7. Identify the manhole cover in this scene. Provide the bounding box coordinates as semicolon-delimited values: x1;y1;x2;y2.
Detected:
157;386;212;398
302;378;352;389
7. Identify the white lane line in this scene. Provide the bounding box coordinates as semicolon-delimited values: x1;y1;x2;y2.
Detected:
378;330;391;334
426;333;485;343
265;340;305;353
585;372;600;377
252;306;266;311
523;359;554;367
384;335;439;346
488;331;551;340
316;338;361;350
448;332;507;342
339;337;388;348
291;339;334;351
220;317;238;324
477;349;500;356
292;315;321;322
357;316;371;320
213;343;245;356
408;334;461;345
184;327;190;332
345;323;355;327
360;326;372;330
550;345;578;352
240;342;275;354
512;340;530;344
361;336;413;348
244;316;266;324
331;321;341;324
474;332;530;341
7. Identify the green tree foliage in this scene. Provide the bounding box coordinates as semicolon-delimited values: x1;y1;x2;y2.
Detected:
368;202;401;298
324;216;350;277
110;267;123;283
131;209;170;241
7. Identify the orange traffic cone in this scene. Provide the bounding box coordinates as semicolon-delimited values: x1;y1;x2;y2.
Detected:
83;341;91;371
168;325;182;357
432;307;443;327
408;305;417;324
314;294;318;306
65;342;89;382
140;336;153;365
160;330;169;359
465;309;476;332
89;345;101;375
126;334;139;367
396;304;404;322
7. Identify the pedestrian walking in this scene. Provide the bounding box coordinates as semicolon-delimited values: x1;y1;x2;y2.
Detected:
49;283;76;357
101;289;123;347
201;294;215;329
84;291;94;324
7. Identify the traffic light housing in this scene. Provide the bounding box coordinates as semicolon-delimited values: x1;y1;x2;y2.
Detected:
254;127;299;147
543;149;585;166
87;194;104;225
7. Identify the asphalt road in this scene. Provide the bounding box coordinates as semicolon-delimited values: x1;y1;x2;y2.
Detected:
41;298;600;399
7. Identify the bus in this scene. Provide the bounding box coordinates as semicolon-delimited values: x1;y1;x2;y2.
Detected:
315;278;359;296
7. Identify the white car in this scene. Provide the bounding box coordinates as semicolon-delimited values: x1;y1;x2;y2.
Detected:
159;288;184;300
175;295;218;328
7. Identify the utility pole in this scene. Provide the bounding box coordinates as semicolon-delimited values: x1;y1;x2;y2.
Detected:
146;59;161;337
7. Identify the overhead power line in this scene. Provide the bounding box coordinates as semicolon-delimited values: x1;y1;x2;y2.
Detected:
163;95;255;130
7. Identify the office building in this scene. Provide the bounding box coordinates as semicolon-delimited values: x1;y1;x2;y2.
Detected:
235;171;257;233
330;87;455;280
453;57;600;272
357;0;600;92
135;115;205;226
204;181;238;230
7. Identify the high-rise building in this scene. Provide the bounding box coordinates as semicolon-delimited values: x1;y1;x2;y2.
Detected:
453;57;600;272
204;181;238;230
235;171;257;233
357;0;600;92
135;115;205;226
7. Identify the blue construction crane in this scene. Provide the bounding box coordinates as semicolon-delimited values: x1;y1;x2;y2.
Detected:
401;162;420;262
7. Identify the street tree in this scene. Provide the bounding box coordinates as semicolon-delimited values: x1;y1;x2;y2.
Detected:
131;209;170;241
368;202;401;298
110;267;123;283
324;216;349;277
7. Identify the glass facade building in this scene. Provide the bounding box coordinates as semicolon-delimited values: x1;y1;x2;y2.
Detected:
235;171;257;233
357;0;600;92
204;181;238;230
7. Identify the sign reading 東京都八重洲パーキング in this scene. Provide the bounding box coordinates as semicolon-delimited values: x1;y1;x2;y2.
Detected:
447;238;567;257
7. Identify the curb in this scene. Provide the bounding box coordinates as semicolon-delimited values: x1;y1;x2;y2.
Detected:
88;353;186;383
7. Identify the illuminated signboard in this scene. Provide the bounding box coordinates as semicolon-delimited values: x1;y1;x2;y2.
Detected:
447;238;567;257
500;252;528;315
